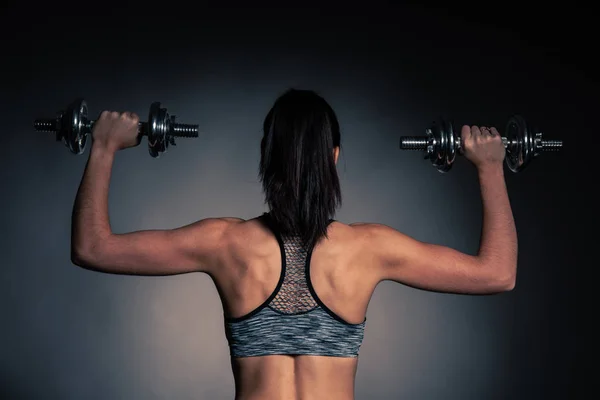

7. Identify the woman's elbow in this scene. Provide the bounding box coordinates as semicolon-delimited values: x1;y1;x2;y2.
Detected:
479;263;516;293
494;270;516;292
70;246;98;270
71;248;88;267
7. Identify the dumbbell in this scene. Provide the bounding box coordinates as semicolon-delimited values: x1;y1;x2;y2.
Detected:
34;98;199;157
399;115;563;173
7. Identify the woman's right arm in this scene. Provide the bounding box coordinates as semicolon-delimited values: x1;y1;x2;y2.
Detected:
361;125;517;294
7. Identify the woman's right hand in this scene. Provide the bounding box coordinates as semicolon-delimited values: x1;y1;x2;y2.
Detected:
461;125;505;169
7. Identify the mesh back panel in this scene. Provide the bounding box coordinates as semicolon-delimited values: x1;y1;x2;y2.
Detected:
269;235;318;314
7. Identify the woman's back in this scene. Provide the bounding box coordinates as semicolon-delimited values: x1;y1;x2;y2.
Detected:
213;214;377;400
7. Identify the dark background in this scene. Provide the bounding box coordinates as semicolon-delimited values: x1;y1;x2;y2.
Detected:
1;3;587;399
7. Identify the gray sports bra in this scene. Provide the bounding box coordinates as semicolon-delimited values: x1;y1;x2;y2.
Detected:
224;212;366;358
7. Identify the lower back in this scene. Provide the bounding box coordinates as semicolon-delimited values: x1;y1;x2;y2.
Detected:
231;355;358;400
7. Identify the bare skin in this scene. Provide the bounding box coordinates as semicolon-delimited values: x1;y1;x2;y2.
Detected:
71;113;517;399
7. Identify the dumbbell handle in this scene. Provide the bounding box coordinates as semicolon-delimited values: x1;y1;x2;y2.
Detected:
33;119;199;138
399;135;563;151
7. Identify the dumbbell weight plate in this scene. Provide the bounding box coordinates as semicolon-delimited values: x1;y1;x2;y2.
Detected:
441;119;456;172
429;119;455;172
427;121;444;171
505;115;532;173
61;98;88;155
147;102;170;158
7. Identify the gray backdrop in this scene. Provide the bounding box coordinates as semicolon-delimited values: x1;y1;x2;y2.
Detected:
1;4;586;399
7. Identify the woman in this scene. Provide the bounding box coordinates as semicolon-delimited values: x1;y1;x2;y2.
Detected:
71;89;517;400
